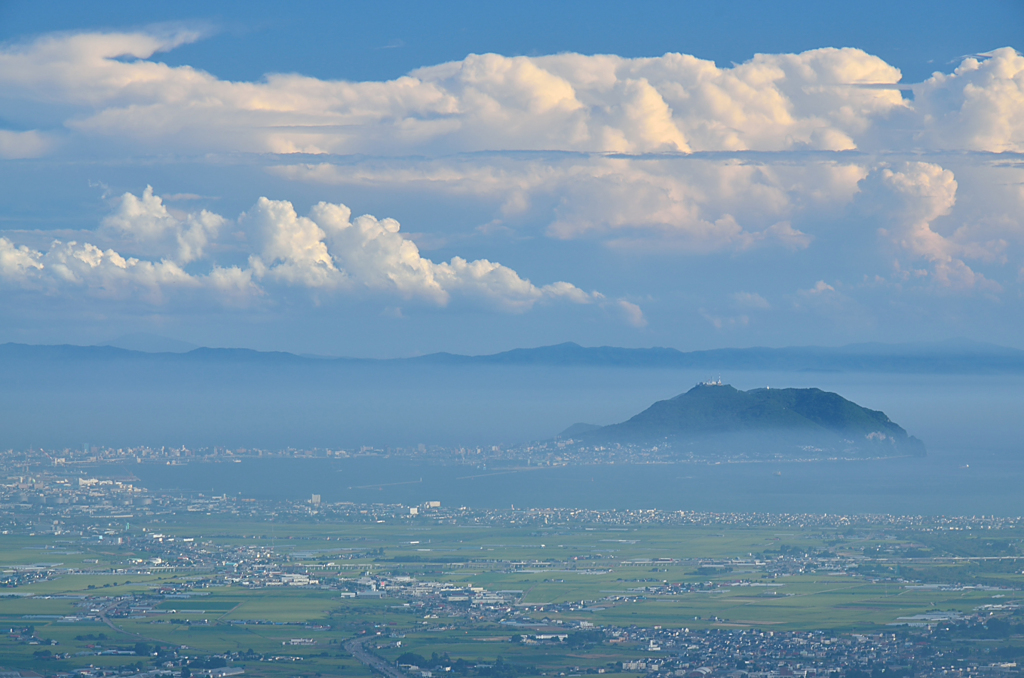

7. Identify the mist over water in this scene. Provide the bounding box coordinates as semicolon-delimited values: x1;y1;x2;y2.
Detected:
106;368;1024;516
6;361;1023;452
129;449;1024;516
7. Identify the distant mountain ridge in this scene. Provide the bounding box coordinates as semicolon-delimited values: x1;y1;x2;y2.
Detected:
566;382;926;459
2;338;1022;373
415;340;1024;373
102;332;199;353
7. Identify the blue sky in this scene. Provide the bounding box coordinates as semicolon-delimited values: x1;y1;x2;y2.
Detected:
0;0;1022;356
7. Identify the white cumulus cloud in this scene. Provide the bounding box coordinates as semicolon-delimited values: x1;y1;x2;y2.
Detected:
246;197;600;311
913;48;1024;153
874;162;1002;291
1;28;1024;310
101;185;225;264
0;189;604;315
0;31;916;156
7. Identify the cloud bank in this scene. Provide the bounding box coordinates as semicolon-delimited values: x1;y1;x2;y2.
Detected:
0;188;599;313
1;29;1023;335
3;32;1021;157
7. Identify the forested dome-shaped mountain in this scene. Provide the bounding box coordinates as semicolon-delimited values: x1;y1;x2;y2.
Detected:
566;383;926;458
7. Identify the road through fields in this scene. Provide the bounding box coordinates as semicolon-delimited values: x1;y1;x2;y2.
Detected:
345;636;405;678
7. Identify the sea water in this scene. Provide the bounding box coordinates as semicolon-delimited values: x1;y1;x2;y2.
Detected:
123;369;1024;516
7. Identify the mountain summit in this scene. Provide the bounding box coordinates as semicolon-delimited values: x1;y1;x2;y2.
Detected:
567;383;926;458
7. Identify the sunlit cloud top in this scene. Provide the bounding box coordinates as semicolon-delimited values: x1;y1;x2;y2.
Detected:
0;27;1022;351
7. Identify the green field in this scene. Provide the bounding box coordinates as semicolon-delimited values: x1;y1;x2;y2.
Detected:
0;514;1021;677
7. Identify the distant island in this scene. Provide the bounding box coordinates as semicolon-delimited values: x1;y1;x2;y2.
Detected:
562;382;926;459
0;341;981;450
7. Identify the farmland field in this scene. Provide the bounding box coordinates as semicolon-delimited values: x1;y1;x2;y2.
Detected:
1;507;1022;677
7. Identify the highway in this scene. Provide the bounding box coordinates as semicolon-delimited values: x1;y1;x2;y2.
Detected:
344;635;406;678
